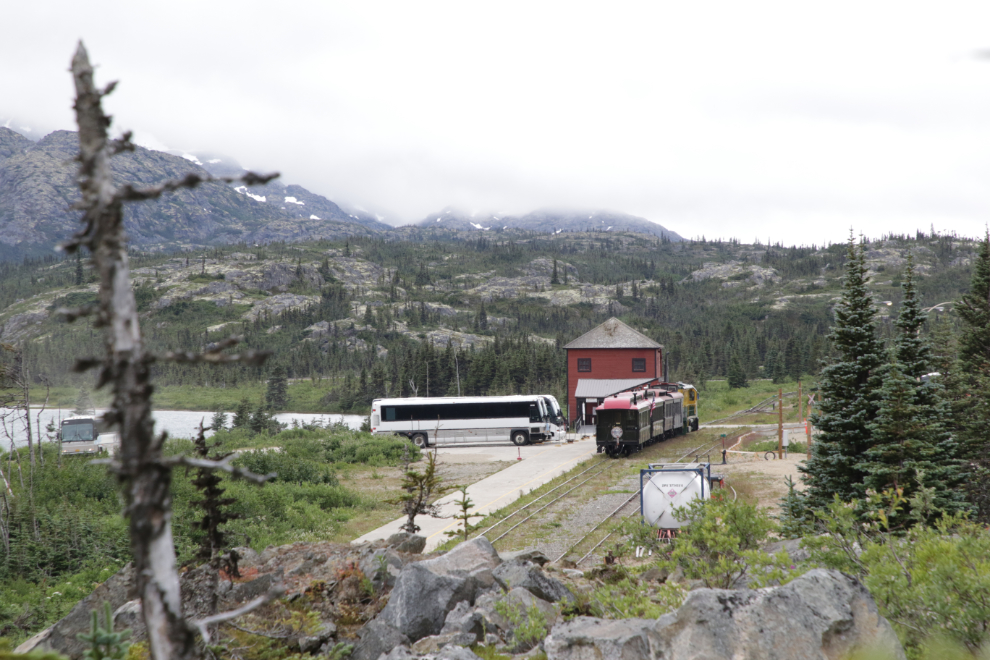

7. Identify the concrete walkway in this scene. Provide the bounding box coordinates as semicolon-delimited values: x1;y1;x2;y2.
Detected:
352;436;599;552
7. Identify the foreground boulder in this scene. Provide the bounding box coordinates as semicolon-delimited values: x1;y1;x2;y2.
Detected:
545;569;905;660
376;537;501;642
493;560;574;604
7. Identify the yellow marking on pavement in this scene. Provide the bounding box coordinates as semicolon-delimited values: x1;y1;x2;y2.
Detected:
427;448;597;541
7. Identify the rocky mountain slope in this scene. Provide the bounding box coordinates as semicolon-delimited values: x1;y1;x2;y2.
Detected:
0;128;386;259
1;127;682;260
418;207;683;241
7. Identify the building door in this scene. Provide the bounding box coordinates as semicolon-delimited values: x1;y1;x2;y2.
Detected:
584;401;597;426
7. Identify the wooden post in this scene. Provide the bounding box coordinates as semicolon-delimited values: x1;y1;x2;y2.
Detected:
777;387;783;459
797;380;802;427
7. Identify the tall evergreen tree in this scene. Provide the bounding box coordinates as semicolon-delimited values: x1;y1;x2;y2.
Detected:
885;257;967;515
265;365;289;411
800;235;885;507
232;398;252;429
551;258;559;285
727;354;748;389
955;232;990;519
858;360;940;524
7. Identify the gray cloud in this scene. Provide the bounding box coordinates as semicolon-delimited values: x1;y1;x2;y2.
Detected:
3;1;990;244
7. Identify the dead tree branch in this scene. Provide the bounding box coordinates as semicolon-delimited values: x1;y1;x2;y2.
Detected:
190;585;286;645
163;455;275;485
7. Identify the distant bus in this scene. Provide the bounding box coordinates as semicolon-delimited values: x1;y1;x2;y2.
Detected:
370;395;560;447
60;415;119;456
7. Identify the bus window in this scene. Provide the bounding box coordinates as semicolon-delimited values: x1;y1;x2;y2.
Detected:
62;419;95;442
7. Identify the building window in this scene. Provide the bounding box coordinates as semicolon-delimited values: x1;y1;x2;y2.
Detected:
632;358;646;372
577;358;592;372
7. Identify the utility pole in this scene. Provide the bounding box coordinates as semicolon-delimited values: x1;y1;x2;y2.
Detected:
777;387;783;460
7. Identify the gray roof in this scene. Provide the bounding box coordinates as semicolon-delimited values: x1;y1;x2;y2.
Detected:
574;378;656;399
564;317;662;350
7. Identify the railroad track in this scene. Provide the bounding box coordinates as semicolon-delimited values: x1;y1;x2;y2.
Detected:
550;437;731;564
470;459;614;545
552;433;747;564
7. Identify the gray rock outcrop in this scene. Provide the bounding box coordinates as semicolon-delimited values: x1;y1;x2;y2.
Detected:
544;569;906;660
377;537;501;641
15;564;134;658
352;618;410;660
492;560;574;604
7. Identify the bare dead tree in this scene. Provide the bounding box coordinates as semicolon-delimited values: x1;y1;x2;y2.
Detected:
68;42;280;660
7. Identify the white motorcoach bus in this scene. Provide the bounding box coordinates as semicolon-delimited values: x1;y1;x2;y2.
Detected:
370;395;559;447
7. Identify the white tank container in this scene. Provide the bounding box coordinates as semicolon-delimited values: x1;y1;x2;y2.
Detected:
640;463;710;529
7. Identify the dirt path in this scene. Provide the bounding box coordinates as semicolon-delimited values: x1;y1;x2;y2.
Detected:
717;452;806;506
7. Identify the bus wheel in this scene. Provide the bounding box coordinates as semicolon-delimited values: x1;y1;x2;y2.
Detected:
411;433;429;449
511;431;529;446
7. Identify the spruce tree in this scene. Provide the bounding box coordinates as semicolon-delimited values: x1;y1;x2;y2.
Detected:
955;232;990;519
74;386;95;416
232;398;251;429
858;360;938;523
800;235;885;507
727;354;748;389
883;257;967;515
265;365;289;411
551;258;559;285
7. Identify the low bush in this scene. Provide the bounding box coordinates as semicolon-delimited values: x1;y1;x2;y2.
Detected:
658;492;795;589
805;489;990;659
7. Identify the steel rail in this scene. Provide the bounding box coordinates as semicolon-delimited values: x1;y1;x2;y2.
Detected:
560;492;641;565
561;434;744;565
471;460;609;539
489;465;617;545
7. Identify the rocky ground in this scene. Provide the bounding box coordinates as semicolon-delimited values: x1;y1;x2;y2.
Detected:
20;534;906;660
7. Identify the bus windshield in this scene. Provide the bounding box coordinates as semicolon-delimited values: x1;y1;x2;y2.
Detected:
62;420;95;443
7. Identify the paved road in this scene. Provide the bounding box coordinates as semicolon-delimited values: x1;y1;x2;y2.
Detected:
352;437;599;552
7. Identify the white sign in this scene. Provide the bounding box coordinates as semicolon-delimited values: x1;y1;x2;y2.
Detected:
610;426;623;439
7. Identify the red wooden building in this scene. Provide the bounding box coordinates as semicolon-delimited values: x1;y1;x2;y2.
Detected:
564;317;664;426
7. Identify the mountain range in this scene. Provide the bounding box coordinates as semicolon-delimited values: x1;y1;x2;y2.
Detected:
0;127;682;260
417;207;682;240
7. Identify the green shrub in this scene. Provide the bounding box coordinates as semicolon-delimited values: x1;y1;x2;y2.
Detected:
805;490;990;659
659;492;795;589
321;432;420;466
233;449;337;485
587;577;685;619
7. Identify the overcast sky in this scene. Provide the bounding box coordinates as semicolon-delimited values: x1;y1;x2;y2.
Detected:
3;1;990;245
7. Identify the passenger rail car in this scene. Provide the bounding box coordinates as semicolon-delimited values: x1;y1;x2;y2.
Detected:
595;388;686;458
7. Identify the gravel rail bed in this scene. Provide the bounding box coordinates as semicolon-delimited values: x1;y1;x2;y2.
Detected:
521;474;642;562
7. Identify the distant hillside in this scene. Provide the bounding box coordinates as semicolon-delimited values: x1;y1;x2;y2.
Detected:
0;128;386;260
416;207;684;241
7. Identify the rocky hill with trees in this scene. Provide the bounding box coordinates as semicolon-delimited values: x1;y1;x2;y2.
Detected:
0;226;982;417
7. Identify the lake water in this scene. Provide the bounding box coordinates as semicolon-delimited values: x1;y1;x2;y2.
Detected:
2;408;367;449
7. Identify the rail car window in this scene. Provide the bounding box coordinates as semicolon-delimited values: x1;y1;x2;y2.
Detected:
577;358;591;372
631;358;646;372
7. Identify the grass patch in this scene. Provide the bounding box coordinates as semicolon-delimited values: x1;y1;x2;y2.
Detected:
699;379;817;424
